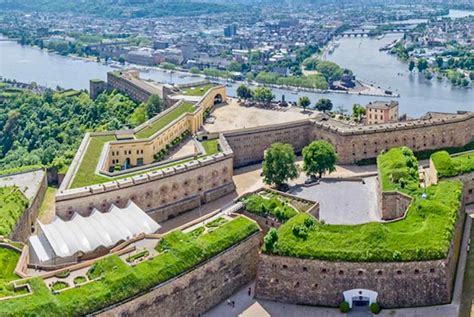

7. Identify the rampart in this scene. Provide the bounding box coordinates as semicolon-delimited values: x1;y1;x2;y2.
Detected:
95;232;261;317
56;145;235;222
255;199;465;308
222;111;473;168
224;120;313;168
7;170;48;242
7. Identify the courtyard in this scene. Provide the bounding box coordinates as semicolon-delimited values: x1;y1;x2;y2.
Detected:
204;99;315;133
289;176;380;225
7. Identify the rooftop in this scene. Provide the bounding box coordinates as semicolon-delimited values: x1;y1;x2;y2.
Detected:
366;100;399;110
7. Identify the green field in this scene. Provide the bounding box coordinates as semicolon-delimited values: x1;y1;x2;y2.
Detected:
135;102;195;139
263;147;463;262
0;187;29;236
69;135;116;188
0;216;259;316
181;84;216;96
432;150;474;178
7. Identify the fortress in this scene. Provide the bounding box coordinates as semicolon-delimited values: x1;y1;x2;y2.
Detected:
1;70;472;316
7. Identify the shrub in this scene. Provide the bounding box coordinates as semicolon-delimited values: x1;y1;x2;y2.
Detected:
370;302;381;314
264;228;279;252
339;301;350;313
292;224;308;239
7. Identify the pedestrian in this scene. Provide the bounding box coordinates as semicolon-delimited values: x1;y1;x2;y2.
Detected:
232;300;235;308
227;299;231;306
248;287;251;296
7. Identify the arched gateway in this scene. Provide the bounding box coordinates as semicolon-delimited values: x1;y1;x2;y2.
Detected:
343;289;378;309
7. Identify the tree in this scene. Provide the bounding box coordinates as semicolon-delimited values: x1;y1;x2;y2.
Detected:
302;140;337;179
417;58;428;72
298;96;311;112
315;98;333;112
435;56;444;68
236;84;253;100
352;103;366;122
253;87;274;104
145;95;163;118
190;67;200;74
408;60;415;72
262;143;299;188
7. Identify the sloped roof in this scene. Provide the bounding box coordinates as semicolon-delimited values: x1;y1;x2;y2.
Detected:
32;201;160;260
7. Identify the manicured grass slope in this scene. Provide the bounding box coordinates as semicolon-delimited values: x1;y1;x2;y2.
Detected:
268;180;462;262
432;150;474;178
181;84;216;96
69;135;116;188
0;187;29;236
135;102;195;139
242;193;299;222
0;216;259;316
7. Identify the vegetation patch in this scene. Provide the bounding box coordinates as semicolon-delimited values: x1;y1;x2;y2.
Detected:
126;250;150;263
73;276;87;285
242;192;299;223
181;84;216;96
69;135;116;188
201;139;219;155
54;270;70;279
377;147;419;193
0;216;258;316
263;151;462;262
135;102;195;139
0;187;29;236
205;217;228;228
0;247;21;298
431;150;474;178
51;281;69;292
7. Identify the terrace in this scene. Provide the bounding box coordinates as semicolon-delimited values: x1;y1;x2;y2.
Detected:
181;83;217;97
135;102;196;139
263;148;463;262
0;216;259;316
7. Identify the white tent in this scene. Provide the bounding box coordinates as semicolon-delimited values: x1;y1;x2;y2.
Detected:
29;201;160;265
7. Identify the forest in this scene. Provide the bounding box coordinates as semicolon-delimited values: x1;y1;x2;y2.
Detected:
0;88;145;174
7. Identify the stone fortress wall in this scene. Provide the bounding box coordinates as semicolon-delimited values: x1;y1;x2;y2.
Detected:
96;231;261;317
224;120;313;167
223;111;473;168
56;134;235;222
254;198;465;308
6;169;48;242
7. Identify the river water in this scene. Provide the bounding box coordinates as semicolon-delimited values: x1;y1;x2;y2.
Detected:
1;23;472;117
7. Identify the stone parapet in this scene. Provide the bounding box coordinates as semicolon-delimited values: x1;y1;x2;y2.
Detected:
96;232;261;317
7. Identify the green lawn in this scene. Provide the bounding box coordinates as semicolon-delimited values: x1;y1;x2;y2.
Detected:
69;135;116;188
265;180;462;262
0;216;259;316
0;247;21;298
201;139;219;155
431;150;474;178
0;187;29;236
181;84;216;96
135;102;195;139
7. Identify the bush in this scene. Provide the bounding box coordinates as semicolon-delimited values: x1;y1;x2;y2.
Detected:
339;301;350;313
370;302;381;314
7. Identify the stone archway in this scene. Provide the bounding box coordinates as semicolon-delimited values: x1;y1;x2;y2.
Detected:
214;93;223;105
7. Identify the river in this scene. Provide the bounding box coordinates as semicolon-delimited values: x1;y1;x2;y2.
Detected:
1;29;472;117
